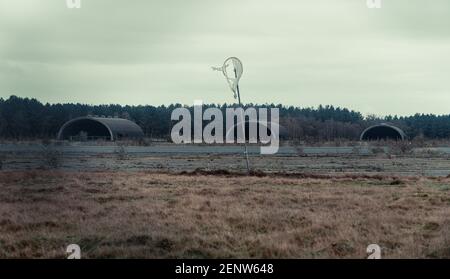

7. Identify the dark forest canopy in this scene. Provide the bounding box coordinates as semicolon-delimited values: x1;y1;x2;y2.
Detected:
0;95;449;140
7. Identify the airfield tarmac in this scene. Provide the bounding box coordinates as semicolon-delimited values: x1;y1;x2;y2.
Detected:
1;143;450;177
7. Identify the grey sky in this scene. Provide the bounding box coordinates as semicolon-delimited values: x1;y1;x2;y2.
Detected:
0;0;449;116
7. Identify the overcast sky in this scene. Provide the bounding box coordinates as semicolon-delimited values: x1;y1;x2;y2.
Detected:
0;0;449;116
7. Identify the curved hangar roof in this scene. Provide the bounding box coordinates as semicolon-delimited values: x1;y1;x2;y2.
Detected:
360;123;406;141
58;117;144;141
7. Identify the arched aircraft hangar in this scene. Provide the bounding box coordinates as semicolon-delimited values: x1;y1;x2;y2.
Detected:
57;116;144;141
360;123;406;141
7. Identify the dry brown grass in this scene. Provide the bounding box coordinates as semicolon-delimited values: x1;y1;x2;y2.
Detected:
0;170;449;259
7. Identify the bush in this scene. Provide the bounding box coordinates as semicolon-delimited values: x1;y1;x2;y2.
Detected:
137;138;152;146
295;146;306;156
41;138;52;145
115;144;128;160
389;141;414;155
41;145;62;169
351;146;362;155
371;147;386;155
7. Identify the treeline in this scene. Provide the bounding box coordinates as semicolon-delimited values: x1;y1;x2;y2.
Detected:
0;95;449;141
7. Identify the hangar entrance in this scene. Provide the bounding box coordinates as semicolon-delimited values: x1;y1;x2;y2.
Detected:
360;124;406;141
59;118;112;141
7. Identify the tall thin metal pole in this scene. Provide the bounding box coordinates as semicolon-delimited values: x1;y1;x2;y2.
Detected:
235;69;250;173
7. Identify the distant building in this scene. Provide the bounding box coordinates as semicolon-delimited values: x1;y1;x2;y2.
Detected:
360;123;406;141
57;116;144;141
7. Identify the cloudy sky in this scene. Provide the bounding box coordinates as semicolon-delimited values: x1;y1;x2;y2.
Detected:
0;0;449;116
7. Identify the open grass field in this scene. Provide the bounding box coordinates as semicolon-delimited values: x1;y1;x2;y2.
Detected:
1;170;449;259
